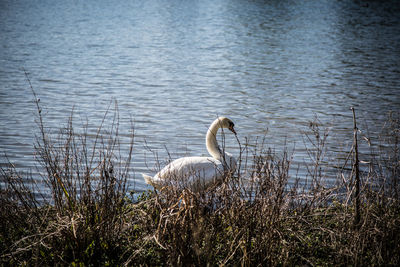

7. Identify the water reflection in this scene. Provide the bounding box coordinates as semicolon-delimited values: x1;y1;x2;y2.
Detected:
0;0;399;191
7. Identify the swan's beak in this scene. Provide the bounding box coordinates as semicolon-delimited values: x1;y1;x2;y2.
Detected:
229;126;237;135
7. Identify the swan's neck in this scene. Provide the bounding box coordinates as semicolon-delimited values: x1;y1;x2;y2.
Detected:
206;119;223;160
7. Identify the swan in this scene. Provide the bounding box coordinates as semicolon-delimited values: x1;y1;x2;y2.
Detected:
142;117;237;191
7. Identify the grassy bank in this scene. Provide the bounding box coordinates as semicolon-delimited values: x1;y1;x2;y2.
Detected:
1;93;399;265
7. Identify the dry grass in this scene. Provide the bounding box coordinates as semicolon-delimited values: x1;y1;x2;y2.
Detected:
1;81;399;265
128;116;400;266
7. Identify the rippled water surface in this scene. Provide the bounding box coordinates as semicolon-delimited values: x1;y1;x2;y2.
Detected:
1;0;399;191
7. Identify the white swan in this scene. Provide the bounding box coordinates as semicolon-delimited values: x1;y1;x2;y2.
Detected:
142;117;237;191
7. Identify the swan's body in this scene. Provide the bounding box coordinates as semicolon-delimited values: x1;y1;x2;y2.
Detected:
142;117;237;191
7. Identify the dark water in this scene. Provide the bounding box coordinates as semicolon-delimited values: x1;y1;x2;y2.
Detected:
1;0;399;191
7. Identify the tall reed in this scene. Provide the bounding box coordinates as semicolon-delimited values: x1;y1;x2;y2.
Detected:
1;76;135;265
1;80;399;265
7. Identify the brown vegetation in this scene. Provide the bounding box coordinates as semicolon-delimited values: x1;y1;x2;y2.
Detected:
1;85;399;265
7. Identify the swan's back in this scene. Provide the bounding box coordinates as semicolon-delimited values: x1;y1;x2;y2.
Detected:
149;156;226;191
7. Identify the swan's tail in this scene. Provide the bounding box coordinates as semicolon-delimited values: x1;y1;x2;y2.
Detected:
142;173;160;189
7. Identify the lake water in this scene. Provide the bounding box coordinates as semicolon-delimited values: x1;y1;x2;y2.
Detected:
1;0;399;192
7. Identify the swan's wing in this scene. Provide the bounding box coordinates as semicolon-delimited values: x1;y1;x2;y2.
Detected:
222;152;237;172
155;156;224;191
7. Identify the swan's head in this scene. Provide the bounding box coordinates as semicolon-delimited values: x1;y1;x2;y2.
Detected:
218;117;236;135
